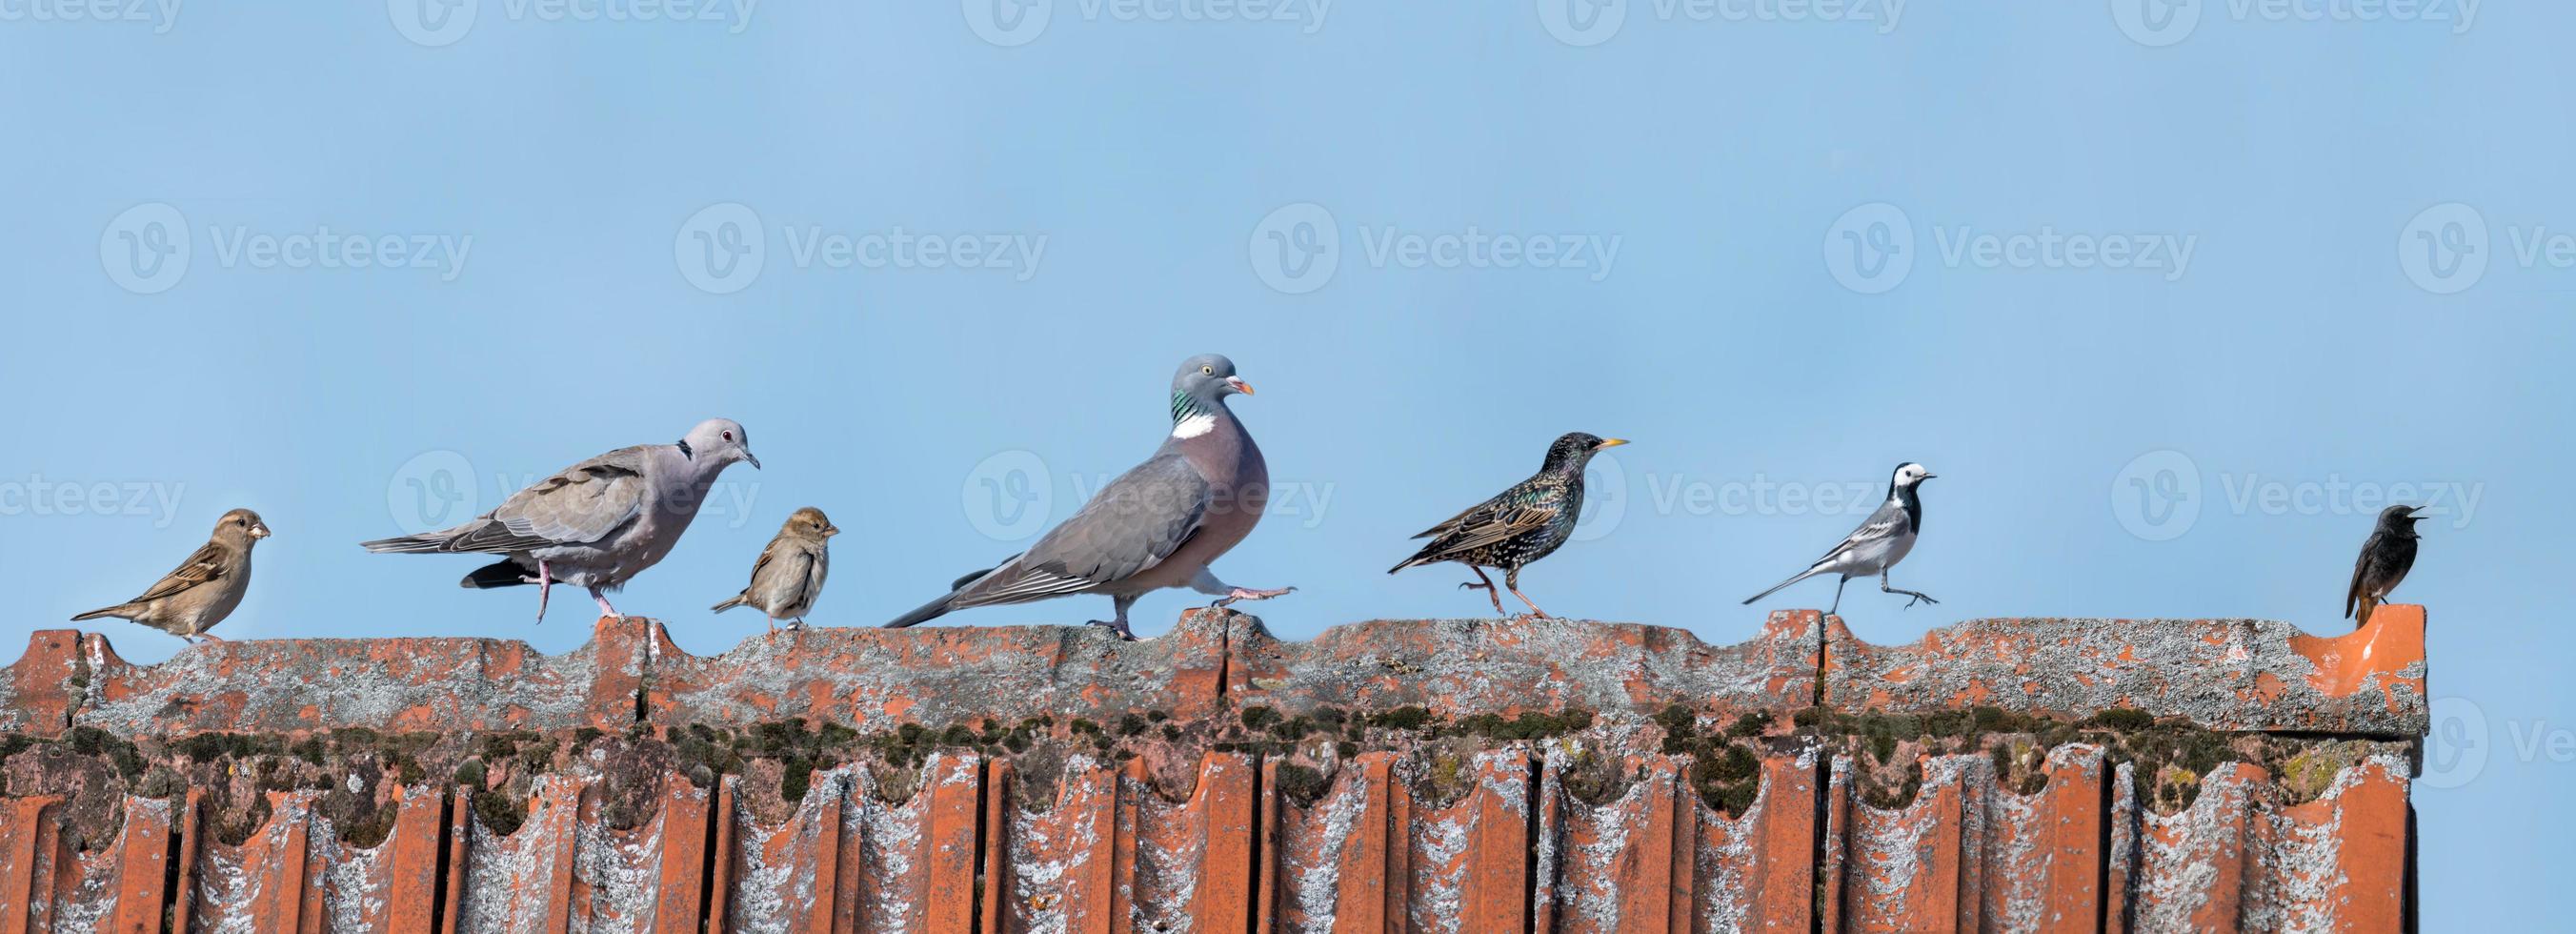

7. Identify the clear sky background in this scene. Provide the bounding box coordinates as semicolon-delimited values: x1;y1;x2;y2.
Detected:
0;2;2561;924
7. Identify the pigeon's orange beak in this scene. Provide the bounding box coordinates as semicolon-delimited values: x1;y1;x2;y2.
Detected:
1225;376;1255;396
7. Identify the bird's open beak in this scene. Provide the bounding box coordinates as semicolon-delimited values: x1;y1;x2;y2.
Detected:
744;451;762;470
1225;376;1255;396
250;524;272;539
1595;437;1629;450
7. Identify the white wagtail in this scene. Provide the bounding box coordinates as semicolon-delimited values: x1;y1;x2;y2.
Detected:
1741;462;1938;615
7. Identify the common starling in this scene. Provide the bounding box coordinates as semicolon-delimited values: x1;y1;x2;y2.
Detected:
72;508;271;643
713;506;837;633
1742;462;1937;615
884;355;1293;639
363;419;761;621
2345;503;2423;627
1389;432;1627;619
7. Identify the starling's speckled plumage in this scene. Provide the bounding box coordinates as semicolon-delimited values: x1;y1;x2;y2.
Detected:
72;508;271;643
2345;504;2423;627
1389;432;1626;618
713;506;837;633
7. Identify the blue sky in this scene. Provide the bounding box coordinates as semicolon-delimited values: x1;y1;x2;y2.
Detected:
0;1;2560;924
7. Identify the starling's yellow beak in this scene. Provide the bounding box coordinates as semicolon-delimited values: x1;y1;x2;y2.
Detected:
1225;376;1255;396
1595;437;1629;450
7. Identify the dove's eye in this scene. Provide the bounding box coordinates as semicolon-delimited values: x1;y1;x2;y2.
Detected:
721;431;735;442
1201;365;1214;375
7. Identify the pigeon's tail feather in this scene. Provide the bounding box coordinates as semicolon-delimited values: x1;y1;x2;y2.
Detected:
460;559;531;590
70;604;135;622
884;594;955;629
1741;568;1823;606
711;594;749;613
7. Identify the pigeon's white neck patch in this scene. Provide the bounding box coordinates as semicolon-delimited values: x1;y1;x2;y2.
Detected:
1171;413;1217;439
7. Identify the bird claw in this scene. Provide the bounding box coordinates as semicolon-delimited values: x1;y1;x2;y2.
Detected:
1457;581;1494;591
1213;586;1295;608
1898;593;1940;609
1083;619;1139;641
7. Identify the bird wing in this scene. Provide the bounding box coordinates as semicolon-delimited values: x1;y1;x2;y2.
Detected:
950;453;1211;608
450;447;654;552
2344;531;2379;619
1806;498;1908;571
130;540;233;605
1404;482;1564;564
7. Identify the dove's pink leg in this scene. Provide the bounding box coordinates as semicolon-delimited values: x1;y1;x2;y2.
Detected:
531;560;552;621
590;587;622;620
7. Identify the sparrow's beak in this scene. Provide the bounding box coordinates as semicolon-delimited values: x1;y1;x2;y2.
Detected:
1594;437;1629;450
250;523;272;539
824;525;841;538
1225;376;1255;396
744;451;763;470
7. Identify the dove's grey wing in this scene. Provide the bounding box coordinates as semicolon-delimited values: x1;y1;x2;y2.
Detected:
444;447;654;552
129;540;233;605
948;454;1211;609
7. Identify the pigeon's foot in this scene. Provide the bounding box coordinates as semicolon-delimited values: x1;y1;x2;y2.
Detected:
532;559;553;623
1084;619;1138;641
1213;585;1295;608
590;587;624;620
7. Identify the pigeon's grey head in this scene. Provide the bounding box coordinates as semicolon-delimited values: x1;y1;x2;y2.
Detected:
680;418;761;470
1891;462;1935;491
213;508;271;547
2377;503;2425;534
1171;354;1253;404
783;506;838;538
1541;432;1627;474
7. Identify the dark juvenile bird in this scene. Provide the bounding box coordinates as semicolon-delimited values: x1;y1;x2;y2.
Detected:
1742;462;1937;616
713;506;836;633
1390;432;1627;619
884;355;1294;639
72;508;271;643
2345;503;2423;627
362;418;761;621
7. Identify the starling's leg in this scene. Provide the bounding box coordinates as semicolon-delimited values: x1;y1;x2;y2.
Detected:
1085;594;1139;640
1459;566;1507;616
1881;574;1938;608
1829;578;1847;616
591;587;622;620
1504;567;1552;619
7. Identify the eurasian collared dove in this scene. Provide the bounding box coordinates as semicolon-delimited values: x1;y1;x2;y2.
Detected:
362;418;759;620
